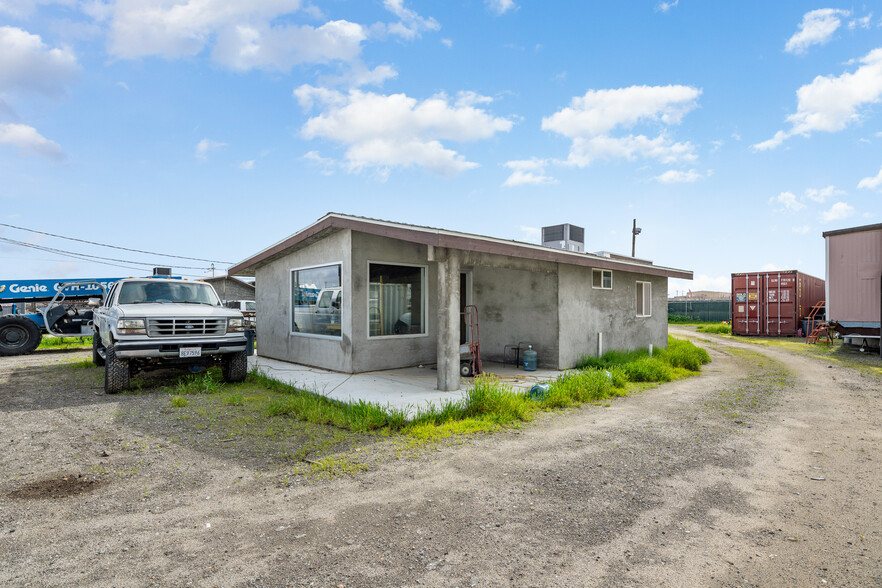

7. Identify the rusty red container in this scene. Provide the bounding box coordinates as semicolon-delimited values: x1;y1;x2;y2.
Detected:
731;271;825;336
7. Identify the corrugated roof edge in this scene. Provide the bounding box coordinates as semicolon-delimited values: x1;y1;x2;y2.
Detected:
228;212;693;280
822;222;882;238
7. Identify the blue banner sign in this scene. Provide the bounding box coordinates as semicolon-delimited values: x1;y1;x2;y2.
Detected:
0;278;123;302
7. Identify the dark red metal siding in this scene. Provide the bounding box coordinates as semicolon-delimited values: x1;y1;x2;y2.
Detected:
731;271;825;336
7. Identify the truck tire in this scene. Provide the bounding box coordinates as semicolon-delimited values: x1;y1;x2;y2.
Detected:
92;332;105;366
104;345;130;394
0;315;43;356
222;350;247;383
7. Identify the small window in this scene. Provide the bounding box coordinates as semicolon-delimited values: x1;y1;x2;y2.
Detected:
592;269;613;290
291;264;342;337
636;281;652;317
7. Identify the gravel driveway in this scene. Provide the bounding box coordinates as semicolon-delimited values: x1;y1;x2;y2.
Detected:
1;330;880;587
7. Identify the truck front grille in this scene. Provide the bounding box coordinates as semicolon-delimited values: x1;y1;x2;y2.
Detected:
147;318;227;337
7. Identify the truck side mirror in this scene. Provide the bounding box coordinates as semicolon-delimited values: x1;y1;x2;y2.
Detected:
87;297;101;307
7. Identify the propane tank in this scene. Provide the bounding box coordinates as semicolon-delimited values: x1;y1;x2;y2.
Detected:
523;345;538;371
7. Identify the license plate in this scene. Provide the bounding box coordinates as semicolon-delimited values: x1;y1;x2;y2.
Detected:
179;347;201;358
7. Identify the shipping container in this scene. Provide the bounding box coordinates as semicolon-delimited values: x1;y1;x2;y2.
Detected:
731;271;825;336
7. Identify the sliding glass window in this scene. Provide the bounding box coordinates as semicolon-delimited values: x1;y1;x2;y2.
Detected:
291;264;342;337
368;263;425;337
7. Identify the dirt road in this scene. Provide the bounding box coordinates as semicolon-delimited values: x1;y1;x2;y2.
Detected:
1;331;881;587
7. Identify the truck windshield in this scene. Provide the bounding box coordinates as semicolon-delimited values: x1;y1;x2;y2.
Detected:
117;282;220;305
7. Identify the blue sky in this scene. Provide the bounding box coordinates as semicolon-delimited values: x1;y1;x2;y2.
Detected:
1;1;880;295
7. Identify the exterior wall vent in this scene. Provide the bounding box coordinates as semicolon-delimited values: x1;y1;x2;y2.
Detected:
542;224;585;253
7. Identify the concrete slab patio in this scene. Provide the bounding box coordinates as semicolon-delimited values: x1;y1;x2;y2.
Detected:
248;355;564;414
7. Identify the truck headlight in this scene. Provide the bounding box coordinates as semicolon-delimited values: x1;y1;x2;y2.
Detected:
117;318;146;335
228;318;244;332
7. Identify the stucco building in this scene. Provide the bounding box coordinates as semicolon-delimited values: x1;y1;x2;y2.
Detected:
228;213;692;391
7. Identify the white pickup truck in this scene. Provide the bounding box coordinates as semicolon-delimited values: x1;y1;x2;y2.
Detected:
92;277;249;393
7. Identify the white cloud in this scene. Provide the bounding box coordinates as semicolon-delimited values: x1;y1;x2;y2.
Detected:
0;122;65;160
777;191;804;211
195;138;226;161
785;9;850;55
441;38;452;48
655;169;705;183
762;263;781;271
804;185;843;202
116;81;129;91
105;0;373;72
858;166;882;190
656;1;678;13
566;133;696;166
381;0;440;40
303;150;337;175
754;48;882;150
519;226;540;243
792;225;812;234
0;26;80;96
239;160;255;170
821;201;855;222
502;159;556;187
320;63;397;88
848;15;872;30
486;0;516;15
295;85;512;177
542;85;700;166
752;130;787;152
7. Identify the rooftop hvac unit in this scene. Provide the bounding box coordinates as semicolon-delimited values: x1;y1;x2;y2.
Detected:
541;224;584;253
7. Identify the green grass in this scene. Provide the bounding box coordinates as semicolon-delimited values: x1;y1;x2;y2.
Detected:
576;336;710;377
696;323;732;335
668;314;724;325
107;337;714;480
38;336;92;349
67;359;95;369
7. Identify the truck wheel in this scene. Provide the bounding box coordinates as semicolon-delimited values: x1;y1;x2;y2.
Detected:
92;332;105;366
0;315;43;356
104;345;130;394
222;350;247;383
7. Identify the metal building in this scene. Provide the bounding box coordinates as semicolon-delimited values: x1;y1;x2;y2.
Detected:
823;223;882;347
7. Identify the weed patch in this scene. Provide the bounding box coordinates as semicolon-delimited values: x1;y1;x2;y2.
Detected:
697;324;732;335
38;336;92;349
169;395;188;408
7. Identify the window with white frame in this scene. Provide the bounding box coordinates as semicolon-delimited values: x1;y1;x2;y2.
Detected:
291;264;341;337
368;263;425;337
636;281;652;317
592;269;612;289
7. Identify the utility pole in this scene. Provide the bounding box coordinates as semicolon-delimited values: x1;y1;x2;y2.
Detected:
631;219;642;257
211;263;215;278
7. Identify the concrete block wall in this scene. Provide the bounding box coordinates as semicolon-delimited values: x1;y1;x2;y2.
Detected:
208;278;255;302
462;252;560;369
350;232;438;372
254;228;353;372
557;264;668;368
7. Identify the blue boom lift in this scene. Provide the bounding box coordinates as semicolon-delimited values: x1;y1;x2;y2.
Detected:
0;278;123;356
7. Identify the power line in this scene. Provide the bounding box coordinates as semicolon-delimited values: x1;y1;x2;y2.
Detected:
0;237;211;270
0;222;234;264
0;237;208;277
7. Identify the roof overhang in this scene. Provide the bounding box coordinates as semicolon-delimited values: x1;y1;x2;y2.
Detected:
822;223;882;238
229;213;693;280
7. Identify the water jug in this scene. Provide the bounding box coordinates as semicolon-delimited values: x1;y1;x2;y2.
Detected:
523;345;538;371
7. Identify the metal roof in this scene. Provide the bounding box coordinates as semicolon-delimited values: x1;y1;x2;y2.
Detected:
822;223;882;238
228;213;693;280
